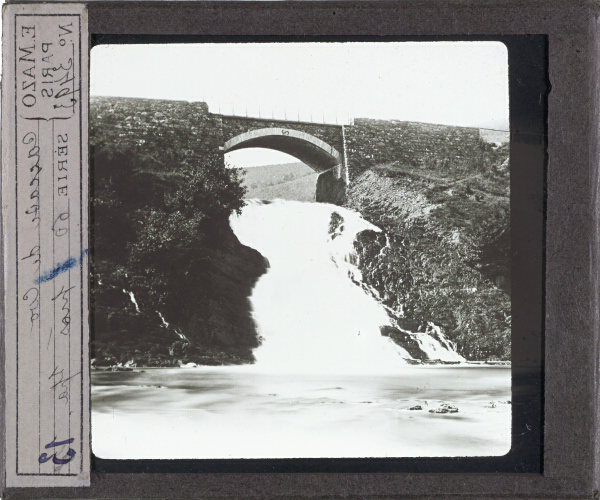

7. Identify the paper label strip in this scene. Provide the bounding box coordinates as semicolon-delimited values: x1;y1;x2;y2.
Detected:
2;3;90;487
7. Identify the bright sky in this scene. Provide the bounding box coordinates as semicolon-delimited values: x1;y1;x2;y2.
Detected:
91;42;509;167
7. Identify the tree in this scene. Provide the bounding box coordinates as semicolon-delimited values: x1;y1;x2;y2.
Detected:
90;98;258;365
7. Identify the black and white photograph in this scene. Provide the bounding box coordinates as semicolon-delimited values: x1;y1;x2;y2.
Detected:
89;41;511;459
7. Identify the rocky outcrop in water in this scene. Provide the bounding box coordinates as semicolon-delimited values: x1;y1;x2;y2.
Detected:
429;403;459;414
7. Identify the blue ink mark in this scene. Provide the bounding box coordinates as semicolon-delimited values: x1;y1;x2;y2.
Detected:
34;249;89;284
39;437;76;465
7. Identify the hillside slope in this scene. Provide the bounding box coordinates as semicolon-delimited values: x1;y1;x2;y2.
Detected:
345;146;510;361
241;162;318;201
91;97;268;367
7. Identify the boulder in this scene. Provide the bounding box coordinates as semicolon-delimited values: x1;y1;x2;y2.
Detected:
428;403;458;414
379;325;428;361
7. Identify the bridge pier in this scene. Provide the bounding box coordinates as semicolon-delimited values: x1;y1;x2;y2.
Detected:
316;167;347;205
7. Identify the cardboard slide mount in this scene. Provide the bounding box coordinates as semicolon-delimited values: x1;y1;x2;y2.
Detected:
1;1;599;499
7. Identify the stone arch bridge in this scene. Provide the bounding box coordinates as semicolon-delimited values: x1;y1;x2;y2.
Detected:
224;127;343;175
218;109;484;204
220;115;348;203
90;97;485;205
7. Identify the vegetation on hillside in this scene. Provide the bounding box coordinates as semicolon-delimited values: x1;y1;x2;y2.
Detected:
240;162;318;201
346;142;510;361
91;100;267;367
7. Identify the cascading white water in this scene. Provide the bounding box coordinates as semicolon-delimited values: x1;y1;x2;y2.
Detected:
93;202;510;462
230;199;462;374
411;322;464;363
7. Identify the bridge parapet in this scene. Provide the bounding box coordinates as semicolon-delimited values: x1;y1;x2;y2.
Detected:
344;118;482;181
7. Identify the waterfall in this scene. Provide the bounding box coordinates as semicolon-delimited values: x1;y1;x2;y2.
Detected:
230;199;462;374
412;323;465;363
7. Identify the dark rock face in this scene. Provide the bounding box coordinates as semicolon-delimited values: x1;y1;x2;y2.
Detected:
92;214;269;368
193;227;269;350
346;152;510;361
379;326;428;361
90;96;268;367
316;169;347;205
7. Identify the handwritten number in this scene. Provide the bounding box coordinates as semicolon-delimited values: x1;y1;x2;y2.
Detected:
38;449;76;465
52;60;73;73
22;131;36;145
51;447;76;465
52;212;69;237
38;438;76;465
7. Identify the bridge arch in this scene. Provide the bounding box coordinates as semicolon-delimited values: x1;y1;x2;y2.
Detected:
224;128;343;174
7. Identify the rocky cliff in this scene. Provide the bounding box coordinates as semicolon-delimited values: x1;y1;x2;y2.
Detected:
344;144;510;361
92;222;268;367
90;97;268;367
